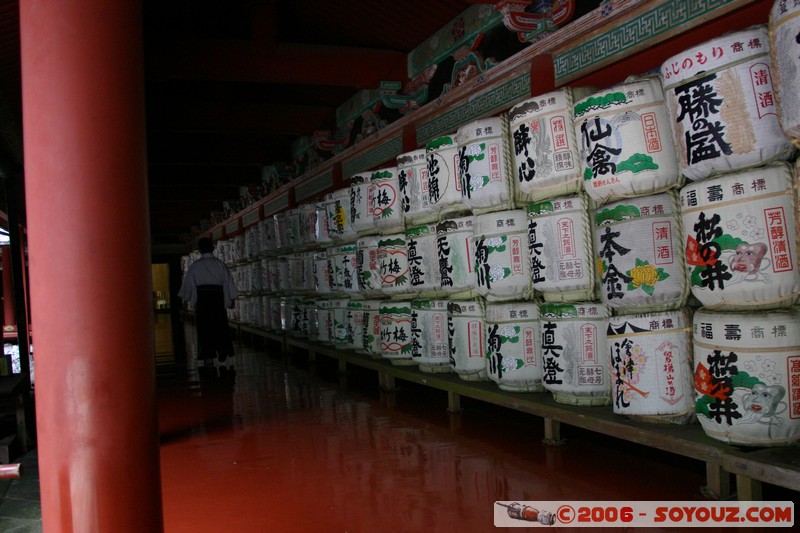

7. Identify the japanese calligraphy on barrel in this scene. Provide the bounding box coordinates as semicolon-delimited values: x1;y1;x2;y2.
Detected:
472;209;532;301
378;234;413;298
679;163;800;310
693;307;800;446
330;298;351;348
372;166;405;234
436;216;478;299
607;309;695;424
346;300;365;351
448;300;487;381
380;302;415;365
539;302;610;406
455;115;515;214
398;149;436;225
358;299;384;358
485;302;542;392
426;134;470;219
411;300;451;373
526;194;596;302
349;172;375;236
405;223;443;298
325;188;357;243
356;236;382;297
594;191;688;313
509;88;590;204
574;76;680;205
661;25;793;182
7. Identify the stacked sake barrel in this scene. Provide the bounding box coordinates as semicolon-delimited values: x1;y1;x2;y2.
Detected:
654;18;800;446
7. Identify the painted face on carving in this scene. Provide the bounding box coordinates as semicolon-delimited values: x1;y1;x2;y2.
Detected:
729;243;767;273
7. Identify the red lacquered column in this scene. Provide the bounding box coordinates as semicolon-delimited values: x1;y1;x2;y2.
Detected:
20;1;164;532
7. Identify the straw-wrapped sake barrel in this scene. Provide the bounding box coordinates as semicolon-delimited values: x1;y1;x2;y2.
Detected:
472;209;532;302
574;76;680;205
398;148;435;225
378;234;413;298
426;134;469;219
448;300;487;381
693;307;800;446
594;191;688;313
679;163;799;310
379;301;415;365
455;115;514;214
356;236;382;298
358;299;384;358
485;302;542;392
436;216;477;299
346;300;364;351
539;302;610;406
405;223;443;298
349;172;375;235
526;194;596;301
411;300;451;373
509;88;589;204
607;309;695;424
372;166;405;234
660;25;794;181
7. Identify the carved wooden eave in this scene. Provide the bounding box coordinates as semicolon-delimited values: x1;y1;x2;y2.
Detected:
204;0;769;239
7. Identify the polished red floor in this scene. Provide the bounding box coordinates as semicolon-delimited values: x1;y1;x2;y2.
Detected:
156;327;788;532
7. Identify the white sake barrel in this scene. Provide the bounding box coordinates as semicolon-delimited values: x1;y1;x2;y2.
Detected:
306;299;319;340
771;1;800;142
436;216;477;299
356;236;382;297
448;300;487;381
346;300;365;351
250;260;263;292
279;296;291;333
411;300;451;373
325;187;357;243
315;299;333;344
372;166;405;234
260;217;277;256
287;297;308;338
358;299;384;358
455;115;515;214
379;301;415;364
349;172;375;235
261;295;270;329
313;251;331;295
314;202;332;246
485;302;542;392
509;88;590;204
405;223;443;298
261;258;271;293
330;298;350;347
300;299;316;339
273;212;290;252
285;208;302;250
398;148;435;225
329;244;359;297
276;257;290;294
574;76;680;205
679;163;799;310
539;302;611;406
693;307;800;446
302;252;316;293
472;209;532;302
607;309;695;423
661;25;793;181
268;296;282;332
298;202;318;249
594;191;688;313
426;134;469;219
377;234;413;298
286;253;305;293
526;194;596;302
325;247;342;294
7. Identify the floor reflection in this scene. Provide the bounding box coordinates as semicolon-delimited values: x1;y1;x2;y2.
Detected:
157;323;713;532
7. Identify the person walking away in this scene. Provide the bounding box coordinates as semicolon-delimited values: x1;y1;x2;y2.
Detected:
178;238;238;365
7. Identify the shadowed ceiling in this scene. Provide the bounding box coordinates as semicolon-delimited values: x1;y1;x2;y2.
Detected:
0;0;480;246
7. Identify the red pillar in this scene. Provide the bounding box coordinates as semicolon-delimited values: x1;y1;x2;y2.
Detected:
20;2;163;532
1;246;14;333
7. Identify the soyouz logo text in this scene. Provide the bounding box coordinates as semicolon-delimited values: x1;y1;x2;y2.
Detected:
494;501;794;527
